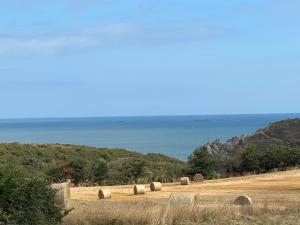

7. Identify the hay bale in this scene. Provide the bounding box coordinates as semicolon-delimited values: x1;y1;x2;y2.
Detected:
193;174;204;182
234;195;252;206
161;193;198;224
98;189;112;200
180;177;190;185
169;192;198;207
133;185;146;195
150;182;162;191
51;182;70;207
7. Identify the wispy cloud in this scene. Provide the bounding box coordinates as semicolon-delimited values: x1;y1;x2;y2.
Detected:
0;23;128;56
0;23;229;56
0;0;117;8
233;0;300;19
0;36;96;56
0;0;115;4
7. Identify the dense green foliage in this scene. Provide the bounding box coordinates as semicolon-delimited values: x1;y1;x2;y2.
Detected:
0;143;186;185
238;144;300;173
187;149;220;179
239;144;261;172
189;119;300;178
189;144;300;178
260;145;300;171
0;167;63;225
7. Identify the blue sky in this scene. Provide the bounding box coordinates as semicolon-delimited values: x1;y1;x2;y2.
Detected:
0;0;299;118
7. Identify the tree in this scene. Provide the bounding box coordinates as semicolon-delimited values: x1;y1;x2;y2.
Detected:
47;165;67;183
0;167;63;225
122;159;147;183
261;145;300;171
90;159;108;183
188;149;220;179
68;159;91;184
240;144;261;172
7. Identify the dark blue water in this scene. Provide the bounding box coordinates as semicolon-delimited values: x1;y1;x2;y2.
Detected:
0;114;299;160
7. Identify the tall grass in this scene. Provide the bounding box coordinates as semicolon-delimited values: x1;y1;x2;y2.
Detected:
63;200;300;225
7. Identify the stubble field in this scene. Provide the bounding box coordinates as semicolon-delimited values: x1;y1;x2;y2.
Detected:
64;170;300;225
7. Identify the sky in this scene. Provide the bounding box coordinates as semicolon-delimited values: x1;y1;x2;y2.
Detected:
0;0;299;118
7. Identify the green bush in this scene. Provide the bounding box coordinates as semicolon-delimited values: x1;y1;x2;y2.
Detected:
0;167;63;225
261;145;300;171
189;144;300;178
240;144;261;173
188;149;220;179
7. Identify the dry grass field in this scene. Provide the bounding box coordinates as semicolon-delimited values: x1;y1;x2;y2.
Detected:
64;170;300;225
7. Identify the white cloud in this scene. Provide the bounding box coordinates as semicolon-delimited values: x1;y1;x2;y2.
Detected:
0;0;117;8
0;23;228;56
0;36;96;56
0;23;131;56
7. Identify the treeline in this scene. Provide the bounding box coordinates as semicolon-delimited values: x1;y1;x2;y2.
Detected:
2;142;300;187
0;143;186;185
188;144;300;178
238;144;300;173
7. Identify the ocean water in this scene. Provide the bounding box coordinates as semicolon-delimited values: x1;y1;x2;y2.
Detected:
0;114;299;160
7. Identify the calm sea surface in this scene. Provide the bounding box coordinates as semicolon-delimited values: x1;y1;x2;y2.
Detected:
0;114;299;160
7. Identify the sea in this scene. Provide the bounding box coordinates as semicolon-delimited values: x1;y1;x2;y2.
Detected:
0;114;299;160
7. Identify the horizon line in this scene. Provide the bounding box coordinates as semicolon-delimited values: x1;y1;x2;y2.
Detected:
0;112;300;120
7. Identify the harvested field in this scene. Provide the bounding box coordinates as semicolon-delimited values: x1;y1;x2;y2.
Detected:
64;170;300;225
70;170;300;207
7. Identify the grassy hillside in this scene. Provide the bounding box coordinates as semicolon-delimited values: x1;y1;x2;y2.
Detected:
264;119;300;144
189;119;300;178
0;143;186;185
247;118;300;149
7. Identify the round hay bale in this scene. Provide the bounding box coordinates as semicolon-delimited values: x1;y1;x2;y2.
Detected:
150;182;162;191
98;189;112;200
161;193;198;224
51;182;70;207
193;174;204;182
180;177;190;185
234;195;252;206
133;185;146;195
169;192;197;207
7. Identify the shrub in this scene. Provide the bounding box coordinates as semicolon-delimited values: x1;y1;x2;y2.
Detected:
261;145;300;171
188;149;219;179
240;144;261;173
0;167;63;225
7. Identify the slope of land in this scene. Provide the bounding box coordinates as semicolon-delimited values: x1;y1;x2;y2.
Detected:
249;118;300;148
193;118;300;159
0;143;186;185
71;169;300;205
65;170;300;225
